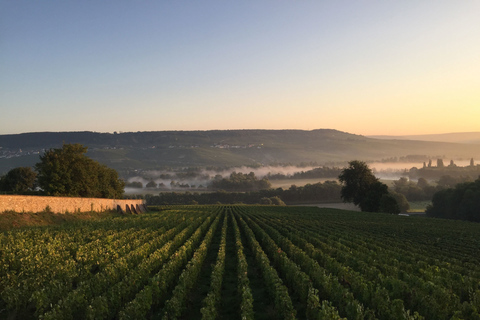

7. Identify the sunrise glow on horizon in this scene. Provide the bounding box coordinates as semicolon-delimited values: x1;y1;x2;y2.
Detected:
1;1;479;136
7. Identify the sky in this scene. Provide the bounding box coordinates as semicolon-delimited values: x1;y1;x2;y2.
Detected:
1;1;479;136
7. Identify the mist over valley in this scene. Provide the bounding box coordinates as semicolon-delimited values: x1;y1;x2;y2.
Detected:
2;129;479;194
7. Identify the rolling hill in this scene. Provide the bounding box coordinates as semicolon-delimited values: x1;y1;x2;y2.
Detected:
369;132;480;144
1;129;480;176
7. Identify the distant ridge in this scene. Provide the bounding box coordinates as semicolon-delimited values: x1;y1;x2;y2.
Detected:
0;129;362;149
369;132;480;144
2;129;480;174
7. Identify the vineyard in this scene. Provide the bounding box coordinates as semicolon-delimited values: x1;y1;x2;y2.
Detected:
1;206;480;320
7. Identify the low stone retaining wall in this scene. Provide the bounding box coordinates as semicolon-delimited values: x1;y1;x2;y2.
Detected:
0;195;146;214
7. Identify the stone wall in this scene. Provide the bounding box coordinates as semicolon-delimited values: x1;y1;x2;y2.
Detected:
0;195;146;214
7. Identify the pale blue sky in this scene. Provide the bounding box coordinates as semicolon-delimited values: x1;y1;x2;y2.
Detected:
1;1;479;135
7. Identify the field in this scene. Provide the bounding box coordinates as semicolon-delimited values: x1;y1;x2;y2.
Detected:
1;206;480;319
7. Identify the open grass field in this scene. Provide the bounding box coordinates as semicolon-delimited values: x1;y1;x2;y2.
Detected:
1;205;479;319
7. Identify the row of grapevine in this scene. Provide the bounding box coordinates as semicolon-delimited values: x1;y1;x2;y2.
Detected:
242;206;480;320
117;210;221;319
235;209;297;319
2;213;177;314
237;208;347;320
42;214;208;319
200;212;228;319
1;207;220;319
245;209;411;319
231;211;254;320
159;211;223;319
1;205;479;319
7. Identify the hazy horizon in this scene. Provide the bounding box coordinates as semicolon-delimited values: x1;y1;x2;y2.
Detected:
2;1;479;136
2;128;480;139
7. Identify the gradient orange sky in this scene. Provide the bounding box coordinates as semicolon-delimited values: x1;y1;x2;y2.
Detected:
1;1;479;136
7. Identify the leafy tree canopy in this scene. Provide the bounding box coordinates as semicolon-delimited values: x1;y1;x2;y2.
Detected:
379;193;401;214
0;167;37;193
389;192;410;213
210;171;271;191
339;160;396;213
35;143;124;198
338;161;378;206
360;181;389;212
146;181;157;188
426;178;480;222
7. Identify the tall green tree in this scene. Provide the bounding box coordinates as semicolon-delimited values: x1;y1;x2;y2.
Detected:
35;143;124;198
339;160;394;212
361;181;389;212
338;161;377;206
389;191;410;213
379;193;401;214
426;179;480;222
0;167;37;193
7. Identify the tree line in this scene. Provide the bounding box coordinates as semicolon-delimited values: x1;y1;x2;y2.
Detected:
340;160;480;221
3;148;479;221
210;172;272;191
144;180;342;206
392;175;473;202
426;178;480;222
408;159;480;181
266;166;342;180
0;144;124;199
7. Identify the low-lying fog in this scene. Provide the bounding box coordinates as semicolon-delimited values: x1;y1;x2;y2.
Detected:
370;159;475;170
125;165;317;191
370;159;476;180
124;159;477;194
